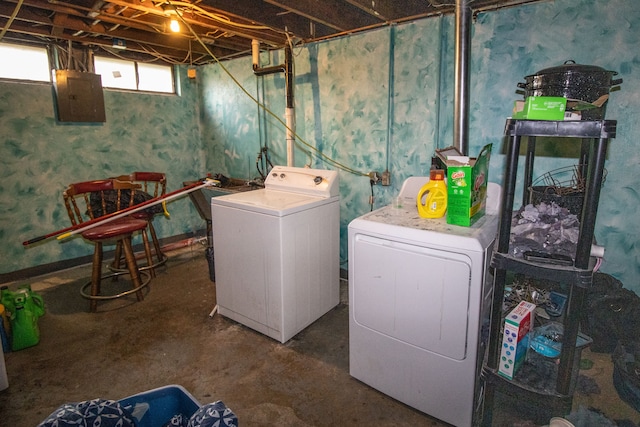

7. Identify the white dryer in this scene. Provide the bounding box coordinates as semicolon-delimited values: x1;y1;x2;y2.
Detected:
211;166;340;343
348;179;500;427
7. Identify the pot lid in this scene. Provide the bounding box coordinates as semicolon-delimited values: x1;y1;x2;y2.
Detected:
528;60;617;76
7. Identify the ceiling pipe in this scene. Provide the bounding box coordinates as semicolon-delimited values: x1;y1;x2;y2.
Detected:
252;40;295;166
454;0;472;155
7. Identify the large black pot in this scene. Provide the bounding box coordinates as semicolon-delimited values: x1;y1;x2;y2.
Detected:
517;60;622;120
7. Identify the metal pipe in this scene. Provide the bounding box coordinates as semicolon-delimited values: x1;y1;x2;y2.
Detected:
385;24;396;172
284;44;293;109
454;0;472;155
434;15;444;150
252;40;295;166
252;40;286;76
284;44;294;166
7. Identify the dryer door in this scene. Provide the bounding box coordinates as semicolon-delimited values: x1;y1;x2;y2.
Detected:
351;234;472;360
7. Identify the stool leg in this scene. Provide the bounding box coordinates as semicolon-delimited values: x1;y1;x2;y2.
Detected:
112;241;123;281
122;236;145;302
140;229;155;278
148;221;165;263
90;242;104;312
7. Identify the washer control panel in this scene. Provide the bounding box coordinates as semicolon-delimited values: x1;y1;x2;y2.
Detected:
265;166;339;197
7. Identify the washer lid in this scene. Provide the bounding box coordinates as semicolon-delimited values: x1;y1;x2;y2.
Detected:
211;189;337;216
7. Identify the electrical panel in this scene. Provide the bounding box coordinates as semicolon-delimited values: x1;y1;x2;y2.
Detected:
53;70;106;123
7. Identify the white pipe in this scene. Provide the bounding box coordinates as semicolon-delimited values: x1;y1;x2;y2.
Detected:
251;41;295;166
591;244;605;258
285;107;295;166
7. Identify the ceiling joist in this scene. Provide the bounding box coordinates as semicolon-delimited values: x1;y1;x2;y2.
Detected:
0;0;548;65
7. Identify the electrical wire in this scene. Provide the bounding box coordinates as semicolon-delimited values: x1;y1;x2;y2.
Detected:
165;1;283;32
255;75;265;179
369;179;375;211
593;256;602;272
256;155;265;180
50;43;89;72
169;0;369;178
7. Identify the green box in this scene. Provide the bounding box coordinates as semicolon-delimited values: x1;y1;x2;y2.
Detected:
512;96;567;120
443;144;492;227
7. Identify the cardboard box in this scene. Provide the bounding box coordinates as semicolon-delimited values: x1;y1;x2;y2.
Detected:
498;301;536;380
437;144;492;227
512;96;567;120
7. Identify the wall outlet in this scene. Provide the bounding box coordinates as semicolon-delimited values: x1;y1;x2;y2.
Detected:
381;170;391;186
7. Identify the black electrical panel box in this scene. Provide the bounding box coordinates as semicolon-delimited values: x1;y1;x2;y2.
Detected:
53;70;106;123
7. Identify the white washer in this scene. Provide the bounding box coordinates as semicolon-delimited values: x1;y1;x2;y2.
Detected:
211;166;340;343
348;179;500;427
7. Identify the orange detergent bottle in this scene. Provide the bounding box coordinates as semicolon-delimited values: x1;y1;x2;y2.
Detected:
416;169;447;218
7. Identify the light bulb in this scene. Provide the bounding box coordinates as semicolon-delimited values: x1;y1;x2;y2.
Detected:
169;18;180;32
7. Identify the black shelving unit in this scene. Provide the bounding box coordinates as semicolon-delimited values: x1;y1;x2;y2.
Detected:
481;119;616;425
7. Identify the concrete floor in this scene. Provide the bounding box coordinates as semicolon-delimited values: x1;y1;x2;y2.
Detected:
1;243;638;426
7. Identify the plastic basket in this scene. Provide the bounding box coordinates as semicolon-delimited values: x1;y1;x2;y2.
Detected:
525;330;593;395
118;385;200;427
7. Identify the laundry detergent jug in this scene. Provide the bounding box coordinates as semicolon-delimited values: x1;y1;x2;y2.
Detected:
416;169;447;219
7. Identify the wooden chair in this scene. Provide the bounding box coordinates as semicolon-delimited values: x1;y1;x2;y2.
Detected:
63;179;152;312
112;172;168;276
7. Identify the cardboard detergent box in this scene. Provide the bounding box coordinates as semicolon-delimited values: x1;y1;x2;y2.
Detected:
512;96;567;120
436;143;492;227
498;301;536;380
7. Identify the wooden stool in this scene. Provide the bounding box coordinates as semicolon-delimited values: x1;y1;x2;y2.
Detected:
112;172;168;277
63;179;152;312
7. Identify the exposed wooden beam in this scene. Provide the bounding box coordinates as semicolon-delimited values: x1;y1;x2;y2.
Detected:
104;0;287;46
2;0;553;64
1;18;236;63
197;0;335;40
264;0;380;32
345;0;435;21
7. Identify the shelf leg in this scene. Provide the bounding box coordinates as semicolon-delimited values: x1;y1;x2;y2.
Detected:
523;136;536;207
575;137;609;268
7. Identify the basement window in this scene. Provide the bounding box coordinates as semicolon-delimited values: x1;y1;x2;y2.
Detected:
94;57;175;94
0;43;51;82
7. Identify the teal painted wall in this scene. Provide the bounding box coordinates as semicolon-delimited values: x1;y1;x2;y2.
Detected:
0;68;206;274
1;0;639;294
199;0;640;294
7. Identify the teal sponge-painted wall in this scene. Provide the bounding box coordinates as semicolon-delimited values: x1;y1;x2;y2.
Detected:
1;0;639;295
199;0;640;294
0;68;206;275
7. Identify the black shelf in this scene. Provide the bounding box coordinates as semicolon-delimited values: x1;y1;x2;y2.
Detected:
490;252;595;288
484;365;571;399
482;366;574;423
504;119;616;139
481;119;616;426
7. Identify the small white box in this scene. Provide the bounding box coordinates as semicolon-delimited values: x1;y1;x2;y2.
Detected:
498;301;536;380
